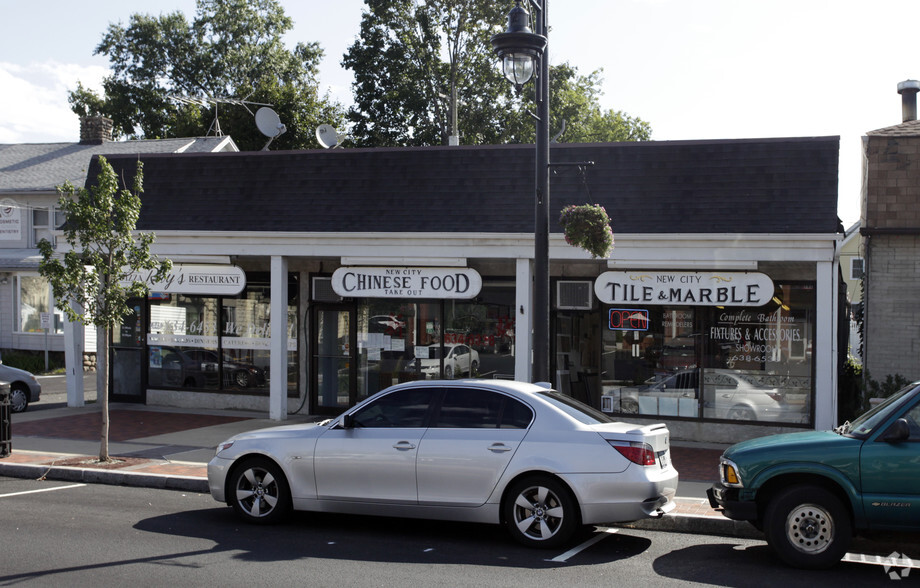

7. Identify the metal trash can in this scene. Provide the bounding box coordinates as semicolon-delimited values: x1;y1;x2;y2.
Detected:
0;382;10;458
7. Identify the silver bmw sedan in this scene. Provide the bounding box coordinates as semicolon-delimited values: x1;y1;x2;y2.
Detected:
208;379;678;548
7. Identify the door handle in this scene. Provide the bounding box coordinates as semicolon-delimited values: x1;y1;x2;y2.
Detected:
393;441;416;450
488;443;513;453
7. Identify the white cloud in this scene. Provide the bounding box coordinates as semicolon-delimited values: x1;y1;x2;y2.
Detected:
0;61;108;143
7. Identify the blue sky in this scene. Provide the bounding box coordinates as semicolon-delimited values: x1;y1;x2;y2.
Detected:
4;0;920;226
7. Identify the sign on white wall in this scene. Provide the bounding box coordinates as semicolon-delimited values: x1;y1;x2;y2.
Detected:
0;198;22;241
121;264;246;295
595;271;774;307
332;267;482;299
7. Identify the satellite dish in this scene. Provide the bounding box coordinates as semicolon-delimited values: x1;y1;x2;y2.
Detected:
255;107;287;150
255;107;285;138
316;124;340;149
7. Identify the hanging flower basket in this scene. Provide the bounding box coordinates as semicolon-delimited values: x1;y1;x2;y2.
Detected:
559;204;614;259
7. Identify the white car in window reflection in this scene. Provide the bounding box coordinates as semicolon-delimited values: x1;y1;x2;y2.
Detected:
609;368;793;422
208;380;678;548
405;344;480;379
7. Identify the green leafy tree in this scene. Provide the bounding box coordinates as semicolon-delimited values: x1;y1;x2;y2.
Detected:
343;0;651;146
38;157;171;462
69;0;344;150
343;0;513;146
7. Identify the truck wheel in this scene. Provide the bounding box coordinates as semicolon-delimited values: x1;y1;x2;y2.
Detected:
764;485;851;569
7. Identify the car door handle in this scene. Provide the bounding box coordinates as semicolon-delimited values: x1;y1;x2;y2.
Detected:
488;443;513;453
393;441;416;451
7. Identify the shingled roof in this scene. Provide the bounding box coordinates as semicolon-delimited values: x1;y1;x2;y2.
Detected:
92;136;840;235
0;136;238;194
866;119;920;136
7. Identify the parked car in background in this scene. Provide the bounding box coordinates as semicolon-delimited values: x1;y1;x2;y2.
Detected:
708;381;920;569
0;360;42;413
208;380;678;548
406;344;480;379
183;349;266;388
606;368;791;421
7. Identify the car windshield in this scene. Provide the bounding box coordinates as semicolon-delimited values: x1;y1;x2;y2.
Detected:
537;391;614;425
845;382;920;437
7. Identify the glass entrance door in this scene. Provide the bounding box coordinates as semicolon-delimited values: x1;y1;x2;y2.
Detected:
313;306;355;414
111;298;145;402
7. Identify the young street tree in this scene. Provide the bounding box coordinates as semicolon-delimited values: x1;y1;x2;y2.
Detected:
68;0;344;151
343;0;651;147
38;156;171;462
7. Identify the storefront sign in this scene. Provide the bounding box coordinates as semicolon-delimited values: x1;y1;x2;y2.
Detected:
609;308;649;331
0;198;22;241
332;267;482;299
595;271;774;307
122;264;246;295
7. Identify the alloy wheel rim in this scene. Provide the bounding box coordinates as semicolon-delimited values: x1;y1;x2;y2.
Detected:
236;467;279;517
513;485;564;541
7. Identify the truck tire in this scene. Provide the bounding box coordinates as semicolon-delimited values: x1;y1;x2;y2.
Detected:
764;484;852;569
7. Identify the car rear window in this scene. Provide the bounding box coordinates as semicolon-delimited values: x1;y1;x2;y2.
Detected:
537;391;615;425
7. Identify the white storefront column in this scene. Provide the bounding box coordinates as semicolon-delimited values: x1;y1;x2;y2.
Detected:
63;313;85;407
514;258;533;383
814;260;837;430
270;255;288;421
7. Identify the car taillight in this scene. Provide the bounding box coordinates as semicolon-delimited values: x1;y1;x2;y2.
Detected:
608;440;657;466
767;392;784;403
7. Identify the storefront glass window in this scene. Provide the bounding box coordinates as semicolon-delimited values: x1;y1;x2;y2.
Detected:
600;282;813;424
221;273;298;395
356;301;438;401
17;274;63;334
146;272;298;395
352;284;516;399
148;295;220;389
444;286;516;380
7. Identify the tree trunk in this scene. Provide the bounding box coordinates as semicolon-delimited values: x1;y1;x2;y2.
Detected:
96;325;110;462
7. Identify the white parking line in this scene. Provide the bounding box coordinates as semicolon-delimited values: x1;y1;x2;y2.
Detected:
843;552;920;569
548;527;619;562
0;483;86;498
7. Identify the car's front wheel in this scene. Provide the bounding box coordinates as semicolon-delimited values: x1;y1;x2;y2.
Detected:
228;457;292;524
9;385;29;413
503;476;579;548
764;484;852;569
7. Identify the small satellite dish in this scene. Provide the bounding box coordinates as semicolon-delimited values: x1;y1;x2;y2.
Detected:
316;124;340;149
255;107;285;138
255;107;287;150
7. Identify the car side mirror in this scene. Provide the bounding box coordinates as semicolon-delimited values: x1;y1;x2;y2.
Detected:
882;418;910;443
342;413;355;429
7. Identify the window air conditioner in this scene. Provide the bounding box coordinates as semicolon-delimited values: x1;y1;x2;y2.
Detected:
312;277;343;302
556;280;594;310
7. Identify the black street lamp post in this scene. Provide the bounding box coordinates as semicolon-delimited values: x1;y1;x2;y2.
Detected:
492;1;551;383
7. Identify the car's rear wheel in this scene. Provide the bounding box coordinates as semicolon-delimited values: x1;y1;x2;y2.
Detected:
620;398;639;414
503;476;579;548
234;370;251;387
469;360;479;376
9;385;29;413
764;485;851;569
727;405;756;420
228;457;291;524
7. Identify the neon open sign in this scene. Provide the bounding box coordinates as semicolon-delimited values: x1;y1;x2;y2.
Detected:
609;308;650;331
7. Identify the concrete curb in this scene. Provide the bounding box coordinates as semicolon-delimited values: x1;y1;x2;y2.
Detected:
618;513;764;540
0;462;210;493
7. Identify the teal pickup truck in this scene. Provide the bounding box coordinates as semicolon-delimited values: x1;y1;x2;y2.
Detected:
708;382;920;569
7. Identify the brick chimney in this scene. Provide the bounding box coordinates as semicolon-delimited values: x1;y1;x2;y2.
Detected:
897;80;920;122
79;115;114;144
